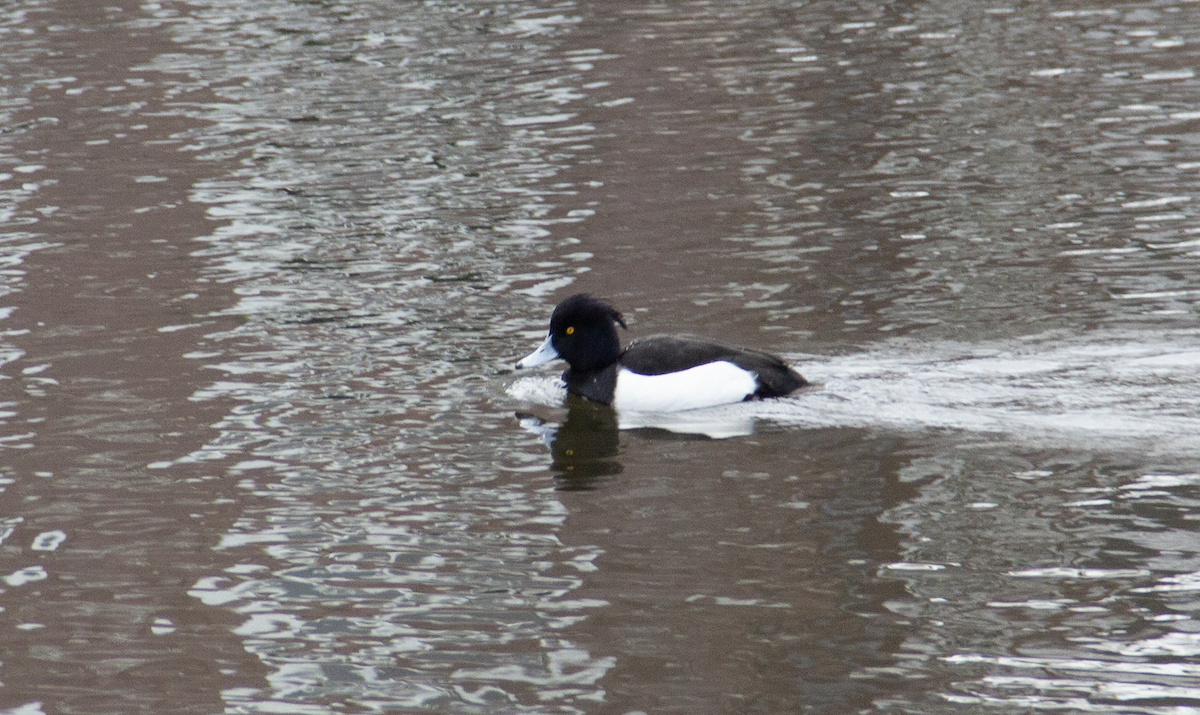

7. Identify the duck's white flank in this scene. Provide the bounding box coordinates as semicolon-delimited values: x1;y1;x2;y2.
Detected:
613;361;758;412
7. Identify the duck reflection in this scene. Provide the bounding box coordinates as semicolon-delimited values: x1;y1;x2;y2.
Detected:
520;395;624;490
518;393;768;488
520;393;763;489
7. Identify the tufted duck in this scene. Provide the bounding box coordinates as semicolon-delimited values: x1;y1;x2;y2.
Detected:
515;294;808;412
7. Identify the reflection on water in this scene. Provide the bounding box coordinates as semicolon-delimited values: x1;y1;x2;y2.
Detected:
519;397;624;489
4;0;1200;713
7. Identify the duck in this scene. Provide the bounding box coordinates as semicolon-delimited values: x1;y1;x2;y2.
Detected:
515;293;808;412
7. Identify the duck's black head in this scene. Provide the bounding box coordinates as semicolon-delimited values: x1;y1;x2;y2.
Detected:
516;293;627;373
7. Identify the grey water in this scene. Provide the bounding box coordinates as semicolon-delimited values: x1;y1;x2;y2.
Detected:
4;0;1200;713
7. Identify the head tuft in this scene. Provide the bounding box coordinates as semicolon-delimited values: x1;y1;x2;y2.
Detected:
551;293;626;331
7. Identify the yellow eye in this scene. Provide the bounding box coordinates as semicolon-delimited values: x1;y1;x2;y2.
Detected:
565;326;575;335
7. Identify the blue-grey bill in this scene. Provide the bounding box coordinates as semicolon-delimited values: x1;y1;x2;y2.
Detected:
515;333;559;368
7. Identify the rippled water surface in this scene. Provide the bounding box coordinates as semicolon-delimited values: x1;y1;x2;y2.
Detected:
4;0;1200;713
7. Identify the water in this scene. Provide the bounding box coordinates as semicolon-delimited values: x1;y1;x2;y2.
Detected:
3;0;1200;713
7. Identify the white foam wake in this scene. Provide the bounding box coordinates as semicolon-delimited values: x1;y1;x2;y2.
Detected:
507;330;1200;451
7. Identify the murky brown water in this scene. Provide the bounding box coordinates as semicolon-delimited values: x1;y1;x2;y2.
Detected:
4;1;1200;713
